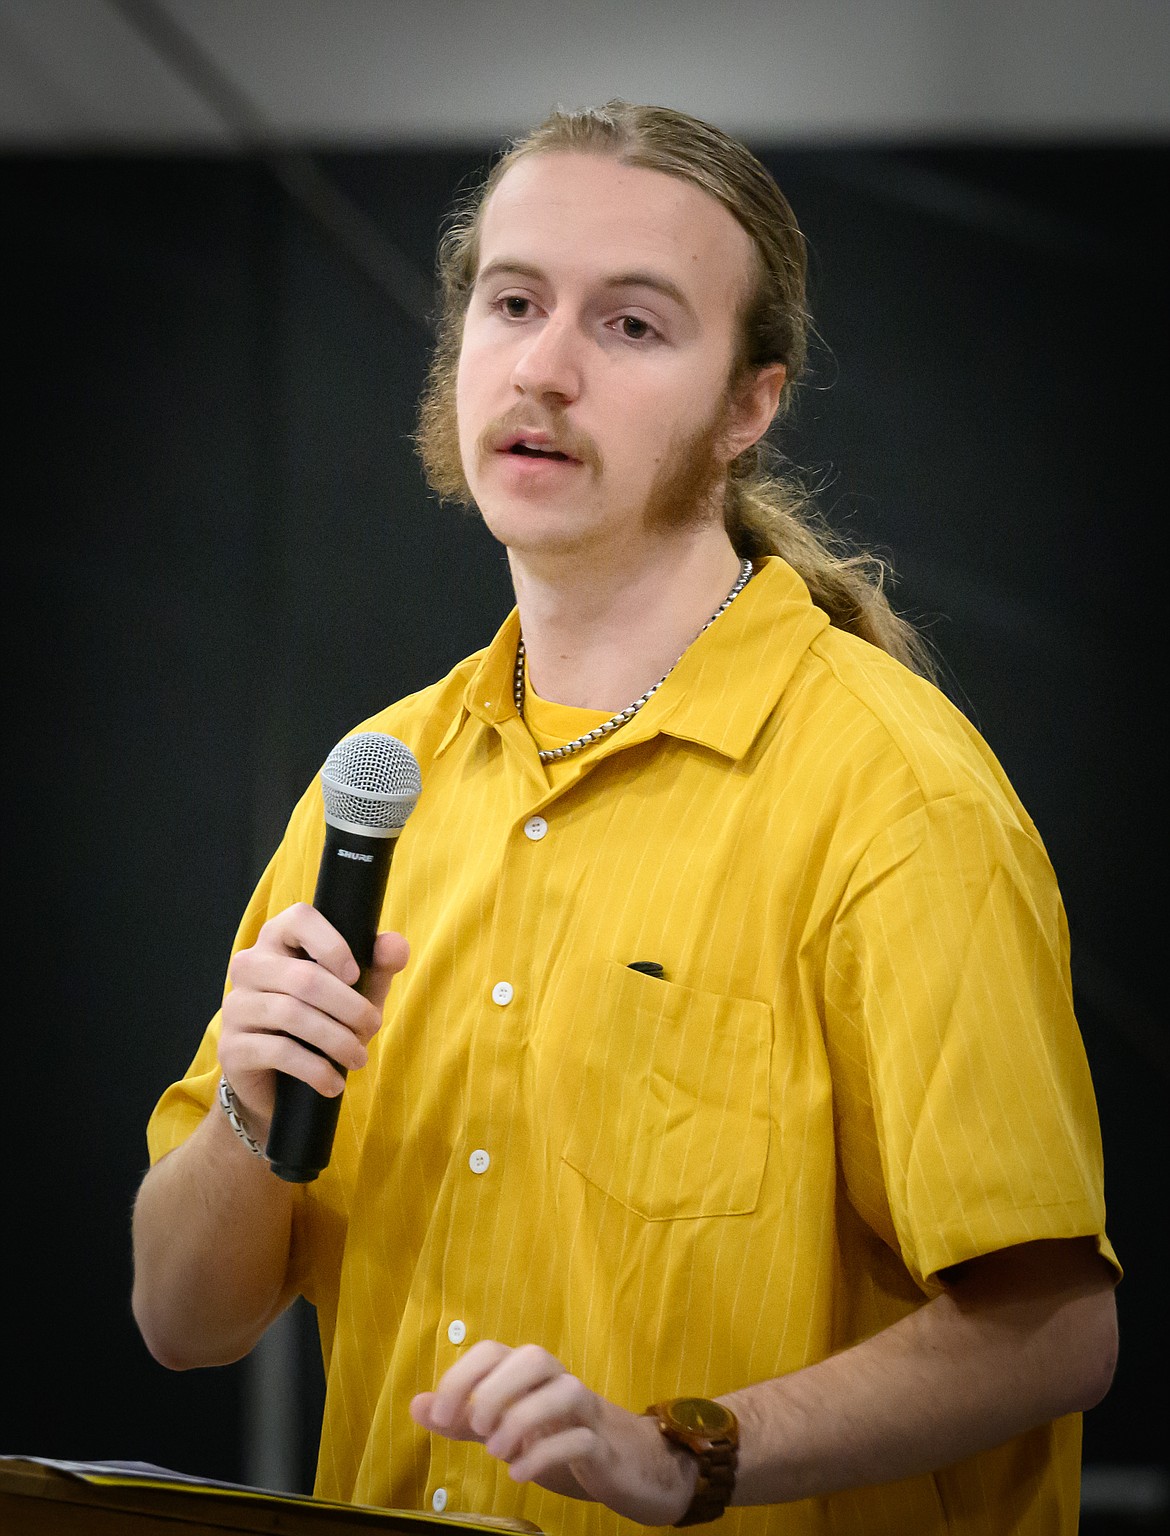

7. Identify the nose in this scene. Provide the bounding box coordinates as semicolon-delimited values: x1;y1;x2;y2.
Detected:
510;316;583;403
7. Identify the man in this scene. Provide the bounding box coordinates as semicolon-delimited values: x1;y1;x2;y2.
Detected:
132;103;1118;1535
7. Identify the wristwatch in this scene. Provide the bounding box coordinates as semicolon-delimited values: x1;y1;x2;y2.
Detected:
646;1398;739;1526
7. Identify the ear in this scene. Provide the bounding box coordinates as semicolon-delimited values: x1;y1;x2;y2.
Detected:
722;364;787;461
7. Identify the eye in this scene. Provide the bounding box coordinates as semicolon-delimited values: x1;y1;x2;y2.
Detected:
617;315;655;341
499;295;531;318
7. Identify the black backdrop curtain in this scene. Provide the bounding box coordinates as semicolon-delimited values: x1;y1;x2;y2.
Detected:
5;142;1164;1501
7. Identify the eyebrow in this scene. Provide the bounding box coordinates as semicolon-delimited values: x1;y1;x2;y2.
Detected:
475;259;698;322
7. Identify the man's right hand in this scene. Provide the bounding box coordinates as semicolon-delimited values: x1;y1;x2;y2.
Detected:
133;904;407;1370
218;902;410;1144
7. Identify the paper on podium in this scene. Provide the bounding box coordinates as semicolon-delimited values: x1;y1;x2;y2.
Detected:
0;1455;545;1535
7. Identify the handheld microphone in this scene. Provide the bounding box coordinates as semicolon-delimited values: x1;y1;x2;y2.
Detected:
265;731;421;1183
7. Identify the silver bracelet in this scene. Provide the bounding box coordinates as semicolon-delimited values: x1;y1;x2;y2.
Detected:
217;1073;266;1159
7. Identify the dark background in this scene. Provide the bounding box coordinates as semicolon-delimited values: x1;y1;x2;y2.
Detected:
6;141;1166;1513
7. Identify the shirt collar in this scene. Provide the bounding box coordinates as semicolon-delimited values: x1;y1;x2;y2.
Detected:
644;557;829;759
445;557;829;764
433;609;521;759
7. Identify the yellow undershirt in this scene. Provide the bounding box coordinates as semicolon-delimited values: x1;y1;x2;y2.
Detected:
520;661;617;783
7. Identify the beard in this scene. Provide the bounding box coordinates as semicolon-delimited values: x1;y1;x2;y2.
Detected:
638;394;731;537
415;349;733;539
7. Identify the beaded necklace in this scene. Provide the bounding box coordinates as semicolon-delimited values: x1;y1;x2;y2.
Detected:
514;557;753;764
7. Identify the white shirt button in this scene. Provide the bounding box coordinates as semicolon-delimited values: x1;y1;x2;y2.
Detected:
469;1148;490;1174
524;815;548;841
447;1318;467;1345
432;1487;448;1513
491;981;514;1005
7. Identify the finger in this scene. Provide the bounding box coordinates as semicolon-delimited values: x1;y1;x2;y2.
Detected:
364;931;410;1012
507;1424;598;1487
463;1344;566;1440
227;946;386;1056
223;986;372;1073
409;1387;500;1444
221;1021;348;1097
428;1340;514;1432
247;989;371;1075
258;902;362;984
372;930;410;972
232;950;384;1040
484;1371;591;1462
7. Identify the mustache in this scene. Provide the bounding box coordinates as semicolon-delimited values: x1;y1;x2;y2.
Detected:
477;407;603;473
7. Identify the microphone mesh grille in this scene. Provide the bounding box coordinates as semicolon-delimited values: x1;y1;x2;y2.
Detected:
320;732;422;832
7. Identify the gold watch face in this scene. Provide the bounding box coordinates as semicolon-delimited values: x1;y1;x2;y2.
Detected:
668;1398;736;1438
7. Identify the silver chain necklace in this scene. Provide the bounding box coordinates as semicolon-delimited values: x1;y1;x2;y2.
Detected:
514;557;753;764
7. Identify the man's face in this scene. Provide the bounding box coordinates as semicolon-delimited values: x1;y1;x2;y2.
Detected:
455;151;759;562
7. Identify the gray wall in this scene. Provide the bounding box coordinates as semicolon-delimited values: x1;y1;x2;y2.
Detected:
4;0;1170;147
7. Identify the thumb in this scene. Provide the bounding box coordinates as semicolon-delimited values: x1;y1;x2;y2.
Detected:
364;930;410;1012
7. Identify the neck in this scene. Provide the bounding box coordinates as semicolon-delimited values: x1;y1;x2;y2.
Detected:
510;525;745;711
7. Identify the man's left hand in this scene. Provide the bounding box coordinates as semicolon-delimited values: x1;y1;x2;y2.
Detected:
409;1340;697;1524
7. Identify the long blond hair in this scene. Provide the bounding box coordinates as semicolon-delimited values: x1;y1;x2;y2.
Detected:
416;101;933;678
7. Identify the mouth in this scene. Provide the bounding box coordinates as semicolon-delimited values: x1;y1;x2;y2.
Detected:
507;442;574;461
497;433;581;465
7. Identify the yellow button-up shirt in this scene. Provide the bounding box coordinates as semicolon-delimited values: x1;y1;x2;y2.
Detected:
148;557;1116;1535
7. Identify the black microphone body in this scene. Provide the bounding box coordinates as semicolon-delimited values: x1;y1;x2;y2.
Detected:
266;822;397;1181
266;732;421;1183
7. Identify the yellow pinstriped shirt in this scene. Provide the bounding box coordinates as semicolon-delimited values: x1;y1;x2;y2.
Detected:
148;557;1117;1535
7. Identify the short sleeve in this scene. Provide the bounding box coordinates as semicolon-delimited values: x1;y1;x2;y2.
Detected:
823;791;1119;1292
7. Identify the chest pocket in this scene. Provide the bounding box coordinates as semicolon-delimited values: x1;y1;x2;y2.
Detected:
560;961;773;1220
